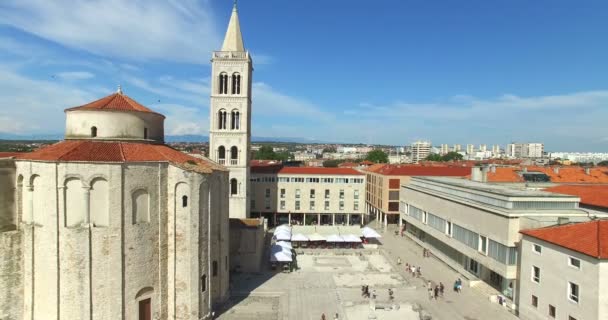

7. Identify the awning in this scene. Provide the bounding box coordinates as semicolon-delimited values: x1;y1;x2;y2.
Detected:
270;244;293;262
308;233;326;241
291;233;309;242
276;241;292;249
362;227;382;238
274;224;291;233
274;232;291;241
342;234;362;242
326;234;345;242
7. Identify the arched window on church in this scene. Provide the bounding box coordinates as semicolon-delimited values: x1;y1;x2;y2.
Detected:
231;73;241;94
218;146;226;164
132;189;150;224
218;109;227;130
230;110;240;130
230;146;238;165
90;178;109;227
182;195;188;208
65;178;85;227
91;126;97;137
230;178;238;195
219;72;228;94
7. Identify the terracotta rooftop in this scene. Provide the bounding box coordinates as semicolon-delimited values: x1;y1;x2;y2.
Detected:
544;185;608;209
487;166;608;183
251;160;283;174
338;162;358;168
365;164;470;177
65;92;164;117
16;140;224;174
0;152;24;158
278;167;363;176
521;220;608;259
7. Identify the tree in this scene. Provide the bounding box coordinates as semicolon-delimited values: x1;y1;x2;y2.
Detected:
322;146;337;153
323;159;341;167
254;145;276;160
441;151;463;162
365;149;388;163
598;160;608;166
425;153;442;161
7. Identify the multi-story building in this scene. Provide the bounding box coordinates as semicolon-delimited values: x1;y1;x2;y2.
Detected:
440;144;450;155
453;144;462;152
519;220;608;320
507;143;544;159
364;164;470;226
208;4;253;218
399;173;606;308
479;144;487;152
492;145;501;157
466;144;475;155
411;141;431;163
249;165;365;227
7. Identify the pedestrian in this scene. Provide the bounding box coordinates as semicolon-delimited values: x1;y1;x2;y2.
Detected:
453;280;458;292
405;263;410;273
422;248;426;257
321;313;326;320
372;289;377;300
439;282;444;297
365;285;369;298
416;266;421;277
427;283;433;300
334;313;339;320
434;285;439;300
456;278;462;293
397;257;402;265
411;265;416;275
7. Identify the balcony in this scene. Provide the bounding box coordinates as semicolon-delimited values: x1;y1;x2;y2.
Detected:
218;159;226;165
230;159;238;165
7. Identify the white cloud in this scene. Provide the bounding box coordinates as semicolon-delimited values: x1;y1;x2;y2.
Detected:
0;0;221;64
153;103;208;135
252;82;332;120
56;71;95;81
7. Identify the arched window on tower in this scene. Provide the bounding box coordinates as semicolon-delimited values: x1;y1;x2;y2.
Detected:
231;73;241;94
230;110;241;130
91;126;97;137
182;195;188;208
218;146;226;164
219;72;228;94
230;178;238;195
230;146;238;165
218;109;227;129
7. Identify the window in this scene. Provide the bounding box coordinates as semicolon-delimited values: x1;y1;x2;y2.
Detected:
531;295;538;308
143;127;148;139
339;189;344;199
339;201;344;211
325;189;330;199
219;72;228;94
568;282;579;303
549;305;556;318
280;200;285;210
218;109;228;129
182;195;188;208
568;257;581;269
265;188;271;198
91;126;97;137
354;190;359;199
230;146;238;163
230;178;238;195
230;110;240;130
264;199;270;210
532;266;540;283
324;201;330;210
354;202;359;211
132;189;150;224
310;189;315;198
295;201;300;210
295;189;301;198
479;236;487;254
212;261;218;276
231;73;241;94
201;275;207;292
218;146;226;160
446;221;452;236
280;189;285;198
310;201;315;210
533;244;542;254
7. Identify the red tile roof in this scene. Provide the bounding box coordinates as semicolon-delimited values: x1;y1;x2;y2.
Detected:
65;93;164;117
487;166;608;183
338;162;358;168
521;220;608;259
0;152;24;158
16;140;224;173
278;167;363;176
251;160;283;174
366;164;470;177
544;185;608;209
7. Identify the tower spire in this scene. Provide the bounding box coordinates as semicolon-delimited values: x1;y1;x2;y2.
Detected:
221;2;245;52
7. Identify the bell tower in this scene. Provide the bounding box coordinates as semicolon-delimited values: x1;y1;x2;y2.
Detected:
209;3;252;218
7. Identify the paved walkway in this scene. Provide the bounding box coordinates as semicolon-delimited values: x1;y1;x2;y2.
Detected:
374;223;518;320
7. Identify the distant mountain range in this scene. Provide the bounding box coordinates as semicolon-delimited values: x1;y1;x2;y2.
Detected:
0;133;327;144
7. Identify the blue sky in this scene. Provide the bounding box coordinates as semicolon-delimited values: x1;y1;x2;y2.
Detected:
0;0;607;151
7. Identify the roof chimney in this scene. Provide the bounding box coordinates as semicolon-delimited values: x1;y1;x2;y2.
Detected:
471;167;487;183
523;167;528;173
490;165;496;173
585;167;591;175
553;166;560;174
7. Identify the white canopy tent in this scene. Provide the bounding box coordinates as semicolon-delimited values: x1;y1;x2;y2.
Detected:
291;233;309;242
342;234;362;243
275;225;291;233
274;231;291;241
362;227;382;238
326;234;345;242
308;233;326;241
276;241;292;249
270;244;293;262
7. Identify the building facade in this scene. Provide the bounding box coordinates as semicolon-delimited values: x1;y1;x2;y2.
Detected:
249;166;365;227
507;143;544;159
411;141;431;163
209;5;252;219
398;176;605;309
0;91;230;320
519;221;608;320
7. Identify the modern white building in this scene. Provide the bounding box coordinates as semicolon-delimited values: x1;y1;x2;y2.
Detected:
466;144;475;155
209;5;253;219
398;173;605;309
507;143;544;159
453;144;462;152
519;220;608;320
411;141;431;163
0;90;230;320
440;144;450;155
249;165;366;227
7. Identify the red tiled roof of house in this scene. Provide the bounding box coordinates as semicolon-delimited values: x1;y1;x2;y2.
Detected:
486;166;608;183
367;164;470;177
65;93;164;117
364;163;388;173
521;220;608;259
0;152;24;158
360;160;374;166
338;162;358;168
251;160;283;174
278;167;363;175
16;140;224;173
486;167;524;182
544;185;608;209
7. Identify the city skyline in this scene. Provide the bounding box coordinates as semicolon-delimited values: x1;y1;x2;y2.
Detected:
1;1;607;151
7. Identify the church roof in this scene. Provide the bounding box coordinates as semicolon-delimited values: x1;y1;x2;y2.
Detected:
65;91;165;117
221;4;245;52
16;140;225;174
